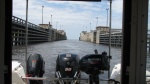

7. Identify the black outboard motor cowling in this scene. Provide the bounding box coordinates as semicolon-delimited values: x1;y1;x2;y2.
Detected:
79;52;110;84
27;54;45;84
79;54;110;75
56;53;80;78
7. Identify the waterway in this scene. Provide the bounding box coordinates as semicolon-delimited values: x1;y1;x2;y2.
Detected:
12;39;121;84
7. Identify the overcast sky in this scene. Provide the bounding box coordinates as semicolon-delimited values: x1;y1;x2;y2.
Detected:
13;0;123;39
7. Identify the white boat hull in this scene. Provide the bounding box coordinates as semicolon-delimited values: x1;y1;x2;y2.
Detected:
12;61;27;84
110;63;150;84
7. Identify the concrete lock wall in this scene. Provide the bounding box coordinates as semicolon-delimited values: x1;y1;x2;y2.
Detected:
96;30;100;44
12;16;67;46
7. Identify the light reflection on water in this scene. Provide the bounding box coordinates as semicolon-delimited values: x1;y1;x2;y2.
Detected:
12;39;121;84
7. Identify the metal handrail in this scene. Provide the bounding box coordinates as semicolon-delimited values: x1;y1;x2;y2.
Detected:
22;76;120;84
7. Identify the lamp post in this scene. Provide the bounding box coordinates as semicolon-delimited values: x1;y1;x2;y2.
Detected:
86;27;87;32
51;15;52;26
56;22;58;29
60;25;63;30
106;8;109;27
83;26;84;31
42;6;44;24
96;17;98;27
90;23;91;31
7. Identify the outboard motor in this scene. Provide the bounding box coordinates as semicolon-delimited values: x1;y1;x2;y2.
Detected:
27;54;45;84
55;53;80;84
79;51;110;84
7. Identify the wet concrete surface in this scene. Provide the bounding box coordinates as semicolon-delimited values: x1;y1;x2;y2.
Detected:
12;39;121;84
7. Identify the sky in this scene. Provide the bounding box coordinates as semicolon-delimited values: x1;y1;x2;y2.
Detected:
13;0;123;39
